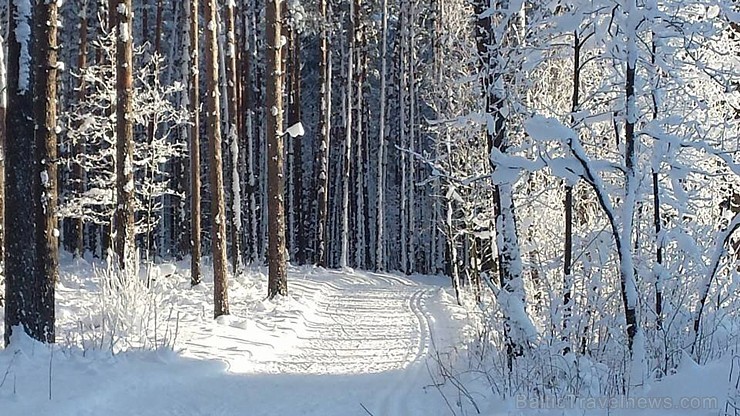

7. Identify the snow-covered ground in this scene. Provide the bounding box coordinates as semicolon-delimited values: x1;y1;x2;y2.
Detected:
0;256;468;416
0;256;734;415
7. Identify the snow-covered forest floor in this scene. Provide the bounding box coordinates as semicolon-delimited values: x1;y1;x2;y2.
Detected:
0;256;734;415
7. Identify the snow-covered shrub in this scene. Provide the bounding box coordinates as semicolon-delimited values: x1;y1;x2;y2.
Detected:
74;253;178;354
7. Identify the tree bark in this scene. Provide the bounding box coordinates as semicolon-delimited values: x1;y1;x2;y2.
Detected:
315;0;331;268
375;0;388;272
287;22;304;265
225;0;242;273
188;0;202;286
113;0;136;272
266;0;288;298
205;0;230;316
4;0;58;345
339;4;354;270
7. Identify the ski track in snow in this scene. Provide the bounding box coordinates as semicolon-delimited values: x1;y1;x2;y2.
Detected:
180;269;436;378
0;265;457;416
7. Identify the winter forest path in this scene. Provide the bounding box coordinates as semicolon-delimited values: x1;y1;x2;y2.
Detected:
0;266;461;416
174;268;449;415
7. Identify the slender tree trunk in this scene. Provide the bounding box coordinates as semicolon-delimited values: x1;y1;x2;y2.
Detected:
0;33;7;271
188;0;202;286
113;0;136;271
266;0;288;298
622;0;640;353
315;0;331;267
242;0;258;263
225;0;242;273
352;0;365;269
288;24;304;265
399;3;408;274
205;0;230;316
339;4;354;270
375;0;388;272
407;1;416;274
650;35;663;331
563;30;584;349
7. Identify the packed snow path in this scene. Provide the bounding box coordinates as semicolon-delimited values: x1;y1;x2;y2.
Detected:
183;270;435;376
0;266;462;416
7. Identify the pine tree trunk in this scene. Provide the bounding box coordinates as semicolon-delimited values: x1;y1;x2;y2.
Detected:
188;0;202;286
288;25;304;265
352;0;364;269
0;32;7;271
225;0;242;273
243;0;259;264
4;0;58;345
113;0;136;272
205;0;230;316
266;0;288;298
399;3;408;274
315;0;331;267
407;2;416;274
339;5;354;270
375;0;388;272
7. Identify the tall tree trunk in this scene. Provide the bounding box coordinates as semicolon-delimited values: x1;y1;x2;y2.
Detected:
339;4;354;270
225;0;242;273
563;29;584;349
243;0;258;264
622;0;640;353
352;0;365;269
266;0;288;298
0;32;6;271
188;0;202;286
5;0;58;345
113;0;136;272
375;0;388;272
407;1;416;274
399;2;408;274
205;0;229;316
287;23;304;265
315;0;331;267
650;34;663;331
35;0;60;302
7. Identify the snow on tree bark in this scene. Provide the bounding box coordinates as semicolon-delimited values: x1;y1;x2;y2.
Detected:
187;0;202;287
315;0;331;268
266;0;288;298
205;0;230;316
4;0;58;345
113;0;136;272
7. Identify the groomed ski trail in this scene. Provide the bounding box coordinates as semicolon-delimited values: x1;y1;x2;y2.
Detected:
0;267;459;416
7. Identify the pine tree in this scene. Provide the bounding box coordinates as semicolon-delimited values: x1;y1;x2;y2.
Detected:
188;0;202;286
113;0;136;271
266;0;288;298
315;0;331;268
225;0;242;272
205;0;229;316
375;0;388;272
4;0;59;345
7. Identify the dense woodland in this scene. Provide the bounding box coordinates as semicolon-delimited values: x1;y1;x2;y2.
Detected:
1;0;739;397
